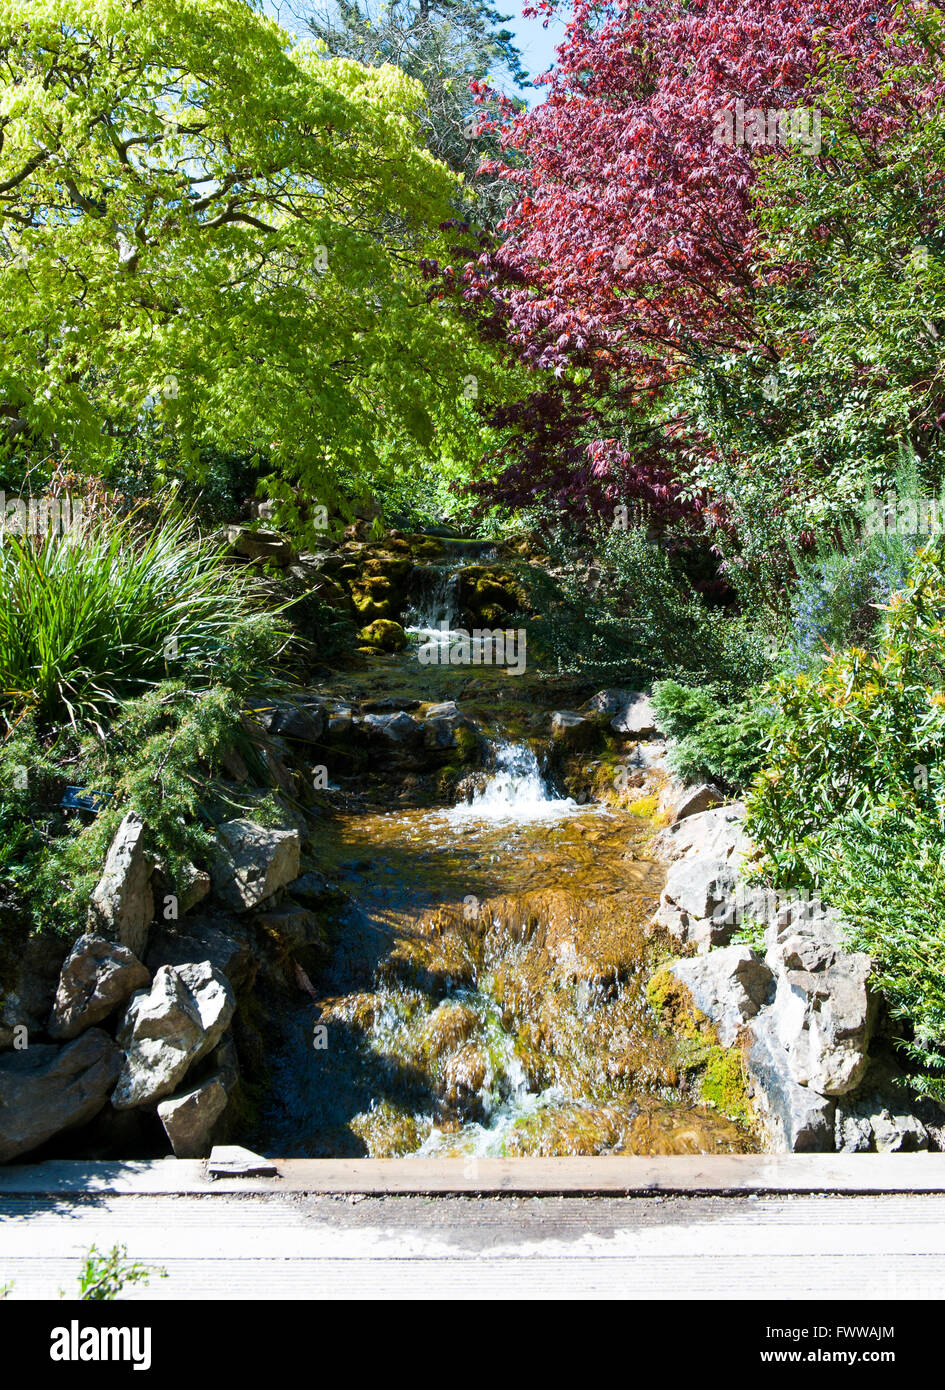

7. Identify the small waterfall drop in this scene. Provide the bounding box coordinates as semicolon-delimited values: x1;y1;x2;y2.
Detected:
447;741;577;823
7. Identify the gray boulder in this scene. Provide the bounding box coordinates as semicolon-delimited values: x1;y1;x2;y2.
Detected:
112;962;235;1109
670;783;724;824
227;526;292;566
765;904;876;1097
48;934;149;1040
0;934;70;1049
746;1009;835;1152
211;819;301;912
157;1074;229;1158
651;802;749;865
146;918;257;995
87;811;154;957
583;689;660;739
258;701;325;743
670;946;773;1046
0;1029;121;1162
657;856;739;949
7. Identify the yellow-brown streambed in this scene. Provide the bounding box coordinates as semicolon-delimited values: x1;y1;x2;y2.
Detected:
259;768;756;1158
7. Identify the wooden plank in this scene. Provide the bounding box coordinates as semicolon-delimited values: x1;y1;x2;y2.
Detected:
3;1153;945;1196
3;1193;944;1300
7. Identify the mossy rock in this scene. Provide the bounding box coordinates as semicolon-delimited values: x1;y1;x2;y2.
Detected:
357;619;408;652
353;594;393;621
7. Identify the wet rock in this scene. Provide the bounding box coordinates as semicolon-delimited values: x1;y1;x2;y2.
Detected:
657;856;739;950
157;1074;229;1157
670;783;724;824
146;919;257;995
670;946;773;1047
363;697;421;713
48;934;149;1040
326;706;353;739
112;962;235;1109
227;526;293;566
87;811;155;957
211;819;301;912
422;1001;481;1060
746;1008;835;1152
0;1029;122;1162
258;701;325;743
362;711;422;745
357;619;407;652
550;711;601;753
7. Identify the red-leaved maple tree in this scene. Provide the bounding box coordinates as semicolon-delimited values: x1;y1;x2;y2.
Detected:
453;0;929;523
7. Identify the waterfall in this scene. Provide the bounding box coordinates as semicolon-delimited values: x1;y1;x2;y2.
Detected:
446;741;577;823
404;565;461;645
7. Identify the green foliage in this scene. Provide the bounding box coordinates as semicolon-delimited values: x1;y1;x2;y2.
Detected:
746;542;945;1094
673;37;945;601
651;680;774;792
74;1244;165;1300
0;508;289;734
0;0;515;498
523;525;773;693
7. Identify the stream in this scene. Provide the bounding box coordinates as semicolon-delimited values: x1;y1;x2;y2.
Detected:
255;553;755;1158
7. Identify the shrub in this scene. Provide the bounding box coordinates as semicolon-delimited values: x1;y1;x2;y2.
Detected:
745;541;945;1094
652;680;774;792
523;525;772;694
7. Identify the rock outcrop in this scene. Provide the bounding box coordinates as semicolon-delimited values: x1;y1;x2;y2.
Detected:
211;819;301;912
87;811;154;957
0;1029;122;1161
112;962;235;1109
48;934;149;1040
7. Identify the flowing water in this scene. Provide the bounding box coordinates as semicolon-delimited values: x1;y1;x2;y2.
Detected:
259;739;755;1158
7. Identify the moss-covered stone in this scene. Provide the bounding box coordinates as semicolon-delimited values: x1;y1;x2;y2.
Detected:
357;619;407;652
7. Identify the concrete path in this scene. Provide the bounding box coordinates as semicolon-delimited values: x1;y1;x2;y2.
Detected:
2;1157;945;1299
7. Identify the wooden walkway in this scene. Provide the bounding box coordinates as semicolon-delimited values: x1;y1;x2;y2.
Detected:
3;1157;945;1299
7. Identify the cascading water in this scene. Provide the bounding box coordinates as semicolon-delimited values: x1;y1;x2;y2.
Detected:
446;740;577;823
255;546;757;1161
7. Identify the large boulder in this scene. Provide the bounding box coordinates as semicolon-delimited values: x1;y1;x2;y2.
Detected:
650;802;749;865
157;1074;229;1158
771;957;875;1097
670;946;773;1047
361;711;422;746
257;701;325;743
357;619;407;652
87;811;154;957
583;689;660;739
227;526;293;567
146;918;258;995
746;1009;835;1152
657;856;740;950
669;783;724;824
48;934;149;1040
765;900;876;1096
112;962;235;1109
0;933;71;1049
211;819;301;912
0;1029;121;1162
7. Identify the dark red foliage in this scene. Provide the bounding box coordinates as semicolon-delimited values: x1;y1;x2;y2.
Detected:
455;0;928;525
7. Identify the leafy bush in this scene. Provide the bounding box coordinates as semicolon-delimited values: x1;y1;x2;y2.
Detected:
523;525;773;694
652;680;774;792
0;508;289;734
746;541;945;1094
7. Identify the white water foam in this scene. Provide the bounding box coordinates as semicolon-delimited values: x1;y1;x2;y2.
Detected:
446;741;578;824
